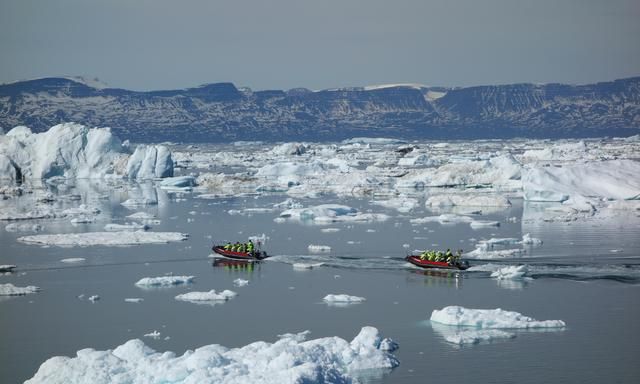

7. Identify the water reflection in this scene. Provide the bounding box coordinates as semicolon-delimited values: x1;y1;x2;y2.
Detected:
408;269;463;289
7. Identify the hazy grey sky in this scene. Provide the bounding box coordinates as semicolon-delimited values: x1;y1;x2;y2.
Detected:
1;0;638;91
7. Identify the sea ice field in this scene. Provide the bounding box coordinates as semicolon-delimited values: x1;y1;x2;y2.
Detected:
1;124;640;383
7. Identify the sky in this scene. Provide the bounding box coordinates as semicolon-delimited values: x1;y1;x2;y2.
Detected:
0;0;639;91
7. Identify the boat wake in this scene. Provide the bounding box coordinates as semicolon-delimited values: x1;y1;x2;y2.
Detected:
469;263;640;284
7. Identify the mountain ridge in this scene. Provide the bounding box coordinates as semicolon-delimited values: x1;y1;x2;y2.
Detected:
1;76;639;142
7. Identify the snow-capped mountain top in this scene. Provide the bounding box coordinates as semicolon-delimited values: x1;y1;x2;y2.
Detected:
1;76;638;142
363;83;428;91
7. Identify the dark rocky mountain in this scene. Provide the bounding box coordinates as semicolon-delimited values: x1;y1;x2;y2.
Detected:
1;76;638;142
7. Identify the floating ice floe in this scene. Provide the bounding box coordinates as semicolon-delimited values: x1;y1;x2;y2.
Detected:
323;294;366;304
470;220;500;228
18;231;188;247
126;212;158;221
280;204;389;224
26;326;399;384
5;223;43;232
411;214;473;225
104;223;150;232
159;175;196;189
426;194;511;208
144;330;161;339
490;265;529;280
308;244;332;253
125;298;144;303
522;233;543;246
370;196;419;213
0;283;40;296
430;306;566;329
60;258;86;264
175;289;237;303
135;276;194;287
233;278;249;287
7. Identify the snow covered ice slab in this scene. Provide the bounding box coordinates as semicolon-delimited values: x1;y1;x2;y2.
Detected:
323;294;366;303
18;231;188;246
25;326;399;384
430;306;565;329
0;283;40;296
135;276;194;287
175;289;237;302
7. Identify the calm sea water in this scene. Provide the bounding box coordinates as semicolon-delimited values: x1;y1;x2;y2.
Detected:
1;183;639;384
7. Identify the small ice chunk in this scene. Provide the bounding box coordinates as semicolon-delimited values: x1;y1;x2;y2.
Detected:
144;330;161;339
88;295;100;302
233;278;249;287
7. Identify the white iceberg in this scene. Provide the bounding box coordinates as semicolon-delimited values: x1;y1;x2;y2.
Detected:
0;123;174;181
522;160;640;202
126;144;173;179
18;231;188;247
134;276;194;287
25;326;399;384
430;306;566;329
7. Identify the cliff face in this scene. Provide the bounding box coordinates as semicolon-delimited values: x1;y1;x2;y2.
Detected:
1;77;638;142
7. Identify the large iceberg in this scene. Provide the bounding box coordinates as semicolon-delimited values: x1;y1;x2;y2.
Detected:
522;160;640;202
0;123;173;181
25;326;399;384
